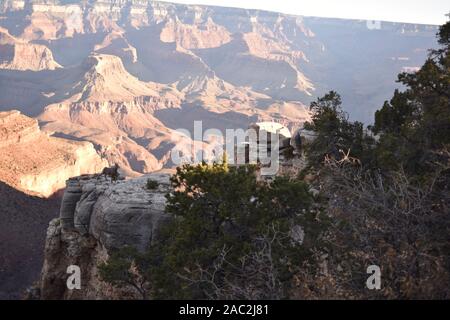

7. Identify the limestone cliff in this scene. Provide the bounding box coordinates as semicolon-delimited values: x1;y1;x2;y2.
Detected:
39;171;172;299
0;110;108;197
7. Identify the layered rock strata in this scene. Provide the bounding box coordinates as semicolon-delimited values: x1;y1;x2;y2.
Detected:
0;110;107;197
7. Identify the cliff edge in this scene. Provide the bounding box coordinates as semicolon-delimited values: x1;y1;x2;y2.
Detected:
39;171;172;299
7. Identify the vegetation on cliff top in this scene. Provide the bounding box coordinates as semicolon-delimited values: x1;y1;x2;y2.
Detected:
100;162;327;299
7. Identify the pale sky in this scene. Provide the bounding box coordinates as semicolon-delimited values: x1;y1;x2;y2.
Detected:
164;0;449;25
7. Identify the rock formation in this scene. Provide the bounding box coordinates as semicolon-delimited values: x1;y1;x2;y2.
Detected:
39;171;172;299
0;110;108;197
0;27;61;71
160;16;232;49
37;53;192;174
0;0;437;176
0;0;436;121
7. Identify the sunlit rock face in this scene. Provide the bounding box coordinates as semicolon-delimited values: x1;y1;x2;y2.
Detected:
0;0;438;176
0;110;108;197
0;27;61;70
0;110;41;147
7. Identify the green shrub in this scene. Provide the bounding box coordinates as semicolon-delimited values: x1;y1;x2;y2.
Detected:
146;179;159;190
100;162;329;299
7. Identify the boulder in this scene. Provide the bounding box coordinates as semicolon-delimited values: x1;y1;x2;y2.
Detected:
59;171;172;252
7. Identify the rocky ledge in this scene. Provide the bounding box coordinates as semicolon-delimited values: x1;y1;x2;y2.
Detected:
39;171;173;299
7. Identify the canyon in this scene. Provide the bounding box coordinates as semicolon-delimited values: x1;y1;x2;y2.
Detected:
0;0;442;299
0;0;438;176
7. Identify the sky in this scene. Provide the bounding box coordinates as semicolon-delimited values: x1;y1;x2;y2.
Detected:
164;0;450;25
